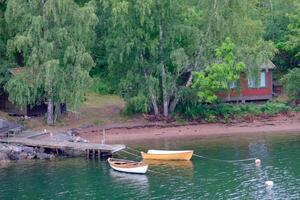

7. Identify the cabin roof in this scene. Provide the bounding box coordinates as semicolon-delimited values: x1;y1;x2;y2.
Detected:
261;60;276;69
8;67;28;76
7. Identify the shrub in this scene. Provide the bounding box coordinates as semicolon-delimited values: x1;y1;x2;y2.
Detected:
294;105;300;112
232;103;262;116
261;102;290;116
124;95;149;115
176;88;291;120
91;78;114;94
280;68;300;103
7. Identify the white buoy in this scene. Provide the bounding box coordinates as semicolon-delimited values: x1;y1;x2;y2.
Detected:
265;181;274;188
44;129;47;133
255;159;261;166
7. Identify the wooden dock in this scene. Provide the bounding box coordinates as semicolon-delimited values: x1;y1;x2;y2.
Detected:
0;138;126;158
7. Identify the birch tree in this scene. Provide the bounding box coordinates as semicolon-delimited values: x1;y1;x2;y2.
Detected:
101;0;201;116
4;0;98;124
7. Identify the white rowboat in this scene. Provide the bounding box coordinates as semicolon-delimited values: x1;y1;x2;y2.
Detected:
107;158;148;174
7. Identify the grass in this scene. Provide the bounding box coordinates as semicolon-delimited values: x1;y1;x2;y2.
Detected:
1;93;142;130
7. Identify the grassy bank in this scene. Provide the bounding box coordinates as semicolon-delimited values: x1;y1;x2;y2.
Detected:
0;94;143;130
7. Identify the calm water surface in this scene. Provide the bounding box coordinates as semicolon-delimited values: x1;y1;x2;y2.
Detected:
0;133;300;200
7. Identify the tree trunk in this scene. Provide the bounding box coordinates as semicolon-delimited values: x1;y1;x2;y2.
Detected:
54;103;61;123
161;64;168;117
150;94;159;115
169;93;180;114
47;98;54;125
159;24;168;117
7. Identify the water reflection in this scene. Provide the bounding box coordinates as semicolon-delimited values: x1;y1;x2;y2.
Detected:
143;160;193;169
109;169;149;188
0;133;300;199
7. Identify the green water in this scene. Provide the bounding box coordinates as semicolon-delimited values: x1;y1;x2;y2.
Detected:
1;133;300;200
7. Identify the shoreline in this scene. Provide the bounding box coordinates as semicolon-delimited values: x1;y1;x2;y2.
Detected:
1;113;299;166
77;113;300;144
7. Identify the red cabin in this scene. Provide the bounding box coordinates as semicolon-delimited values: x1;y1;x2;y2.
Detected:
218;60;276;102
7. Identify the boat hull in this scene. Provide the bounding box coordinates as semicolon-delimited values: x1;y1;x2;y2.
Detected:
110;164;148;174
141;150;193;161
108;158;148;174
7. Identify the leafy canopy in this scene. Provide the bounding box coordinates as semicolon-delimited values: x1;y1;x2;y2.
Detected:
280;68;300;103
4;0;98;113
192;38;245;103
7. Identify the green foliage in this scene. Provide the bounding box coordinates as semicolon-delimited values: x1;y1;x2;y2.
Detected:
199;0;276;70
0;0;297;121
259;0;300;72
192;38;245;103
280;14;300;55
275;13;300;72
5;72;37;107
294;105;300;112
261;102;289;116
91;78;114;94
280;68;300;103
0;1;14;86
232;104;262;116
176;88;233;121
124;95;149;115
177;90;289;121
4;0;98;123
100;0;202;115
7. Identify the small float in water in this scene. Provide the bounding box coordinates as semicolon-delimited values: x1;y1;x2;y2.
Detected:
141;150;193;161
108;158;148;174
265;181;274;188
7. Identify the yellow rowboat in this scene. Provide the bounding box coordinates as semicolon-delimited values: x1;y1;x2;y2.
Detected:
141;150;193;161
108;158;148;174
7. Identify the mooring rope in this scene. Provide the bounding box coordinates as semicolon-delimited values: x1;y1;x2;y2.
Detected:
123;147;257;164
121;149;142;158
126;147;142;154
193;153;256;163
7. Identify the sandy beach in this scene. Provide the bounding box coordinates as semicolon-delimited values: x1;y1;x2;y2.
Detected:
76;112;300;144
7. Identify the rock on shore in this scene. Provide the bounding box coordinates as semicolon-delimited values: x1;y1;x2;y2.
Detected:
0;143;55;167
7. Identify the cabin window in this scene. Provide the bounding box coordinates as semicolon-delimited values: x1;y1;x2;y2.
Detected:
229;82;236;89
248;78;256;88
260;71;266;87
248;71;266;88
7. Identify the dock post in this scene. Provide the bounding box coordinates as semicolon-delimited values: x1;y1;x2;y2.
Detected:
86;149;89;159
92;149;95;159
101;129;106;144
98;150;101;159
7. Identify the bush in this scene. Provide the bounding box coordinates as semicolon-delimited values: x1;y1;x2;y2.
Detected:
232;103;262;116
91;78;114;94
294;105;300;112
124;95;149;115
177;93;290;121
177;90;236;120
261;102;289;116
281;68;300;103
